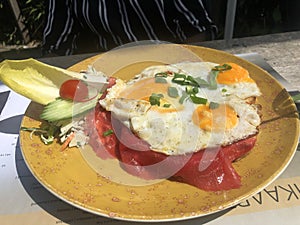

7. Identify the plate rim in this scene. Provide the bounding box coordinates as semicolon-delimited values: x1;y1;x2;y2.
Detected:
19;44;300;222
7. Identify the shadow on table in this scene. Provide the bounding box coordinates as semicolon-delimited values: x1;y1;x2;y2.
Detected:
15;137;232;225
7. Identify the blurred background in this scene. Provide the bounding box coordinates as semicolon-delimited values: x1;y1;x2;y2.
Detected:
1;0;299;56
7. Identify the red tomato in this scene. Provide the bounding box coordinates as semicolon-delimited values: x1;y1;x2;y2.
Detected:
59;79;88;101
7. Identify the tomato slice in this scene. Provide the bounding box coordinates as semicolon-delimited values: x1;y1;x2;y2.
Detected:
59;79;89;102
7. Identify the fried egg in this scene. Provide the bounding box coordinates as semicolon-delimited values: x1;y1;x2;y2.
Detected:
100;62;261;155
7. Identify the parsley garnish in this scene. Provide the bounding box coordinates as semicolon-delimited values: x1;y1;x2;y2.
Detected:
149;93;164;106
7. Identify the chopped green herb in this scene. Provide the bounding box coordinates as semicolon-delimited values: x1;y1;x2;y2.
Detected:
193;77;209;87
103;129;114;137
189;95;208;104
222;88;227;92
168;86;179;98
186;86;199;95
212;63;232;71
208;70;218;90
209;102;220;109
172;73;188;85
186;75;199;86
179;91;189;104
155;77;167;83
168;67;235;104
179;87;207;105
149;93;164;106
172;73;207;87
163;103;171;108
206;64;233;90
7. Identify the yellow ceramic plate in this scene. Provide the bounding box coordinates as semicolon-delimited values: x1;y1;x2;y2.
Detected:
20;44;299;222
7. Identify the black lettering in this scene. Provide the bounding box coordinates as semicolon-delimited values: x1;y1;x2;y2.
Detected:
264;186;279;202
252;192;263;205
294;183;300;194
278;184;299;201
237;199;250;207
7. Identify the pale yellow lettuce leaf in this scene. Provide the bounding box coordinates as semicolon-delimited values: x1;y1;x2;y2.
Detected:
0;58;84;105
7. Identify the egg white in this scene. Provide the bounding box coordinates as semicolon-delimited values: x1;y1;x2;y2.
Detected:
99;62;261;155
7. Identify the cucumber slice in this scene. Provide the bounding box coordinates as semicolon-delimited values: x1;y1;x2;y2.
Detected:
40;97;98;122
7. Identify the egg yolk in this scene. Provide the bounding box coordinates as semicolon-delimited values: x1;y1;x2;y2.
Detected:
121;77;180;113
141;95;180;113
192;104;238;131
216;63;254;84
121;77;168;99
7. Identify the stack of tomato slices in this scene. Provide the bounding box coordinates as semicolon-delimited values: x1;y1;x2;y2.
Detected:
84;78;257;191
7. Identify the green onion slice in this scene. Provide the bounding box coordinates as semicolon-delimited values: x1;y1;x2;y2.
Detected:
212;63;232;71
209;102;220;109
186;86;198;95
193;77;210;87
208;70;218;90
103;129;114;137
149;93;164;106
172;73;188;85
186;75;199;86
179;91;189;104
168;86;179;98
155;77;167;83
189;95;208;104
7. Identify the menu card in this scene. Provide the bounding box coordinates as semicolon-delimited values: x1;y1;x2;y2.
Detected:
1;81;300;225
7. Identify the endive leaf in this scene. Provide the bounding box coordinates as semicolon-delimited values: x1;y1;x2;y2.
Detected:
0;58;85;105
